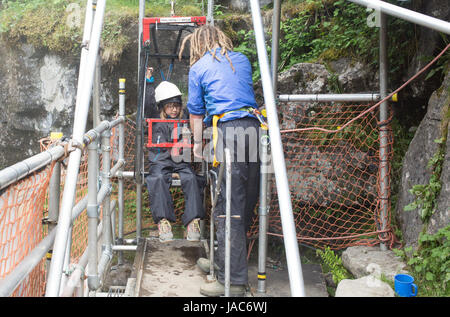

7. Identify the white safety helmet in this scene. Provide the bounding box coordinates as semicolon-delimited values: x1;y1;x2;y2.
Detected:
155;81;182;107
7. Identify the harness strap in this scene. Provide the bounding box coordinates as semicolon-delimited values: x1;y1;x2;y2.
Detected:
211;107;268;167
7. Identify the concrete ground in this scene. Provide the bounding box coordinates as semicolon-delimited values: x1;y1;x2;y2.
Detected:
135;238;328;297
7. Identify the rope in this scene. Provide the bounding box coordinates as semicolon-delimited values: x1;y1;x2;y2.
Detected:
280;43;450;134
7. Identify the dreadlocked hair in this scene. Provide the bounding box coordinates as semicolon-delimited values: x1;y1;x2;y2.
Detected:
179;25;235;72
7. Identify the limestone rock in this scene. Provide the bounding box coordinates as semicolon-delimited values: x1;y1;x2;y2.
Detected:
329;57;377;93
335;276;395;297
342;246;408;281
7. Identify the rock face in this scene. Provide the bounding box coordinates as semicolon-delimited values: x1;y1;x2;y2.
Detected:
395;66;450;247
0;23;191;169
0;42;78;169
407;0;450;98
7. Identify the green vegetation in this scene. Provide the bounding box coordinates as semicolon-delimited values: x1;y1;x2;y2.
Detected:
316;247;352;296
0;0;203;63
403;88;448;225
231;0;415;82
403;137;446;223
394;225;450;297
389;118;416;239
316;247;352;285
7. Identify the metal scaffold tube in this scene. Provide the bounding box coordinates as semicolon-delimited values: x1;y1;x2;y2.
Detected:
258;128;270;294
249;0;306;297
207;0;214;25
118;79;126;264
45;0;106;297
98;130;113;280
0;229;57;297
379;12;389;251
278;93;381;102
224;148;232;297
87;140;100;291
271;0;281;94
0;145;66;190
348;0;450;35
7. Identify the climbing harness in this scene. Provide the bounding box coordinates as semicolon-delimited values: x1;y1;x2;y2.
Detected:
212;107;268;167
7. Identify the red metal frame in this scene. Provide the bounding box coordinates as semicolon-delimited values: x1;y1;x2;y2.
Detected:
142;16;207;45
146;118;193;148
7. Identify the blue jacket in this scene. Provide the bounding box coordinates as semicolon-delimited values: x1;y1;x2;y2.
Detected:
186;48;257;126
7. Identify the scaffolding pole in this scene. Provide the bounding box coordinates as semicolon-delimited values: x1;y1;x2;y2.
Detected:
118;79;126;264
379;12;389;251
278;93;381;102
249;0;306;297
45;0;106;297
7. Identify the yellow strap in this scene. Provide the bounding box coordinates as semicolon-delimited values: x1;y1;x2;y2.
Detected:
212;113;226;167
212;107;266;167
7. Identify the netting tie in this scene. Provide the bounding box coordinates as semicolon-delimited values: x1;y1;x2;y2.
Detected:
68;139;85;153
41;217;57;226
81;40;89;50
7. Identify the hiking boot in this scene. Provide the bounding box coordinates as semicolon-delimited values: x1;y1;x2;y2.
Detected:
197;257;219;274
200;280;246;297
158;218;173;242
186;218;201;241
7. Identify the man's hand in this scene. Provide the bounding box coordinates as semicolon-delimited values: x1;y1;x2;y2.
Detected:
146;67;154;79
190;113;205;161
193;142;203;160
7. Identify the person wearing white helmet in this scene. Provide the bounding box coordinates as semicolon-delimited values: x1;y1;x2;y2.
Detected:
145;81;205;243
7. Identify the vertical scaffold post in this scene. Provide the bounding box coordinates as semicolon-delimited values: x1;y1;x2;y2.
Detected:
224;148;232;297
257;128;269;294
379;12;389;251
87;139;100;291
256;0;281;294
118;79;126;264
249;0;306;297
93;53;101;128
101;129;113;259
207;0;214;26
46;135;62;281
271;0;281;95
135;0;146;242
208;163;225;281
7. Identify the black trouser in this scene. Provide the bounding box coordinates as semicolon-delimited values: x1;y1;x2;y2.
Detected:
145;159;205;226
213;117;261;285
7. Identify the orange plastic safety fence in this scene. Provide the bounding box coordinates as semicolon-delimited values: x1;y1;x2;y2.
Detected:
40;139;92;264
0;163;54;297
247;103;395;249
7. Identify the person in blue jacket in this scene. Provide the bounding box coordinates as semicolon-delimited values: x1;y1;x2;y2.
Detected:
144;79;205;243
179;24;261;296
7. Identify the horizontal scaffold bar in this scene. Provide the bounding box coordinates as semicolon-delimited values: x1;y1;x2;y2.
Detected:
278;93;381;102
0;145;66;190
